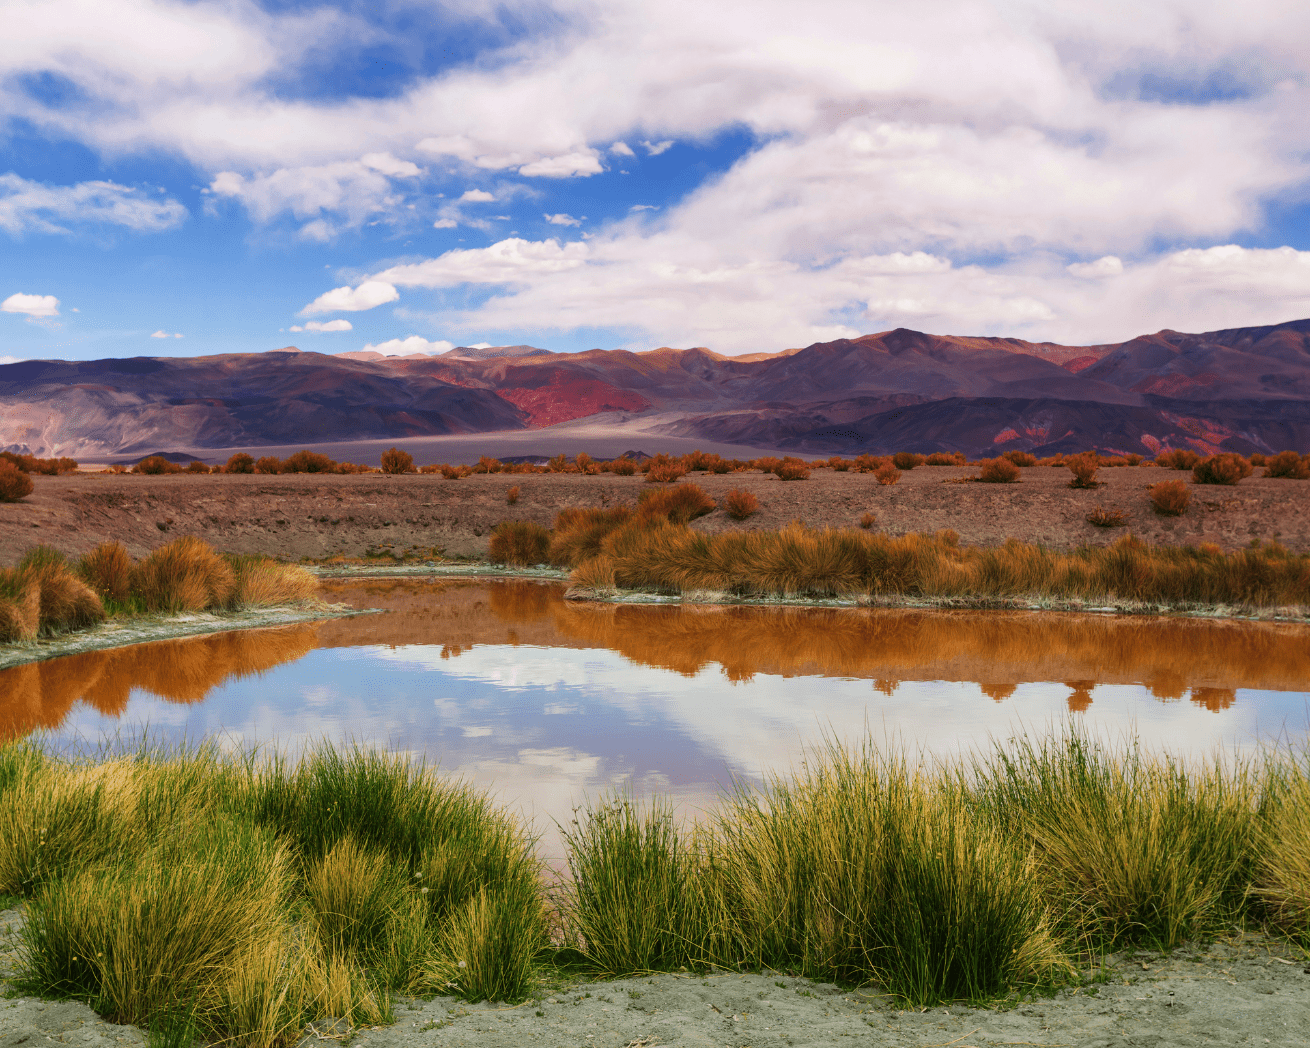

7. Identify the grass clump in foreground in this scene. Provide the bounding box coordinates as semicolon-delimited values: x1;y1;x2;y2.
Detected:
1;740;544;1047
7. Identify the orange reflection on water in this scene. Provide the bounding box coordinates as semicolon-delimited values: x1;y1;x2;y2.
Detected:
0;626;316;741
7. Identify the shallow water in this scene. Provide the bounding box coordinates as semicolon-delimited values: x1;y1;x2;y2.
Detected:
4;578;1309;854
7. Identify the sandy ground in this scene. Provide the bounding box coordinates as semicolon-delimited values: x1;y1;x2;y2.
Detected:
3;466;1309;567
3;905;1308;1048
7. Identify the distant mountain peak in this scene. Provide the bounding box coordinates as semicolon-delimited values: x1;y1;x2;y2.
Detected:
440;344;552;360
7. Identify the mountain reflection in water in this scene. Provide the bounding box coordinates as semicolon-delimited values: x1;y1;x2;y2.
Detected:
4;577;1308;744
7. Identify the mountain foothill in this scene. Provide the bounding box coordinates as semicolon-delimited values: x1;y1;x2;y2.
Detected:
2;319;1309;460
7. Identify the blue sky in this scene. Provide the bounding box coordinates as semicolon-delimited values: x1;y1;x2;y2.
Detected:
3;0;1310;363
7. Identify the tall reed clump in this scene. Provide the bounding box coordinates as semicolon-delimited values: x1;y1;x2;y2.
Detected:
972;733;1260;949
488;520;550;566
131;535;236;613
1253;757;1310;945
6;739;544;1048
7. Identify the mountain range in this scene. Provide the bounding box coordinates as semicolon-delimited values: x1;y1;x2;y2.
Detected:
2;320;1308;460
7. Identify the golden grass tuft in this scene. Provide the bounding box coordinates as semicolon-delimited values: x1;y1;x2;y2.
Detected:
637;482;716;524
1149;478;1192;516
132;535;236;613
548;507;634;567
488;520;550;566
231;558;320;607
77;541;133;605
1255;761;1310;943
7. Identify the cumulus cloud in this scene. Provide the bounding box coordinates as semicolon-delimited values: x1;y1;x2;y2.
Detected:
289;319;353;333
2;293;59;317
610;141;635;156
0;175;186;236
373;238;589;288
641;140;674;156
518;151;603;178
358;336;456;356
1068;256;1126;279
150;330;183;338
544;213;582;225
433;218;458;229
459;189;495;202
300;280;399;315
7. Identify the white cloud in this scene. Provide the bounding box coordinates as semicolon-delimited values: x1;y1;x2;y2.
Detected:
2;292;59;317
150;330;183;338
459;189;495;202
374;238;589;288
0;174;185;236
610;141;635;156
359;152;421;178
289;319;353;333
629;204;658;211
1068;256;1125;279
518;151;604;178
207;155;420;229
0;355;22;365
641;139;674;156
544;213;582;226
358;335;456;356
433;218;458;229
300;280;399;315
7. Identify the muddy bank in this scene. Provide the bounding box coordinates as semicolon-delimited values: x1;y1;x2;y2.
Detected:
3;467;1309;567
2;905;1307;1048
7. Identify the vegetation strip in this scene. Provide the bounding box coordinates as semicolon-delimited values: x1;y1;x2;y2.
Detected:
2;730;1308;1048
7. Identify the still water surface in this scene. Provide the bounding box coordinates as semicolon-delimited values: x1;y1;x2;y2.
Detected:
4;578;1309;853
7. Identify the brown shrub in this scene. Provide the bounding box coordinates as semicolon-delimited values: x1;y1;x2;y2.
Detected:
506;485;520;505
230;557;320;606
281;449;336;474
132;535;236;612
1192;453;1253;486
1264;450;1310;480
827;457;853;472
336;461;372;474
547;454;570;473
751;456;783;474
777;462;811;481
1086;506;1128;528
254;456;282;474
682;450;719;472
874;463;901;486
1066;452;1101;489
476;455;505;474
1037;455;1065;467
0;463;34;502
133;455;182;475
858;511;877;529
709;459;733;474
0;452;77;474
489;520;551;566
977;457;1021;483
1123;453;1143;466
549;507;635;566
723;488;760;521
185;460;211;474
77;541;133;604
645;461;688;483
439;463;473;479
17;548;105;634
1150;479;1192;516
638;483;716;523
1156;448;1200;470
380;447;416;474
609;457;638;476
924;452;966;466
225;452;255;474
1002;450;1038;467
892;452;924;470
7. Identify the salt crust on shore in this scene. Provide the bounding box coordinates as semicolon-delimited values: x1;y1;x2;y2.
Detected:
3;906;1309;1048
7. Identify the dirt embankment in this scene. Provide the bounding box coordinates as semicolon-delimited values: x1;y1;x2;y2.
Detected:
2;467;1309;567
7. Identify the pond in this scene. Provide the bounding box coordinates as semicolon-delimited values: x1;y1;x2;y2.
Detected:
4;577;1309;856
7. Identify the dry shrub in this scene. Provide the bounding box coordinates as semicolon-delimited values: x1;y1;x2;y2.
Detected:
185;460;211;474
132;535;236;612
682;450;719;472
892;452;924;470
1003;450;1038;467
231;558;320;607
1038;455;1065;467
638;483;716;523
254;456;281;474
225;453;255;474
549;507;634;566
751;456;783;474
609;457;638;476
859;511;877;529
645;461;688;483
1264;450;1310;480
709;460;733;474
506;485;520;505
0;462;34;502
77;541;133;604
1066;452;1101;489
827;457;852;472
1156;448;1201;470
723;488;759;521
476;455;505;474
1;452;77;475
16;548;105;634
380;447;416;474
1193;453;1253;486
924;452;966;466
874;462;901;486
133;455;182;475
489;520;550;566
977;458;1021;483
1150;479;1192;516
1086;506;1128;528
777;462;810;481
281;450;336;474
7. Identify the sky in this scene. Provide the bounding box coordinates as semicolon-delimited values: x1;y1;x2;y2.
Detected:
2;0;1310;364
